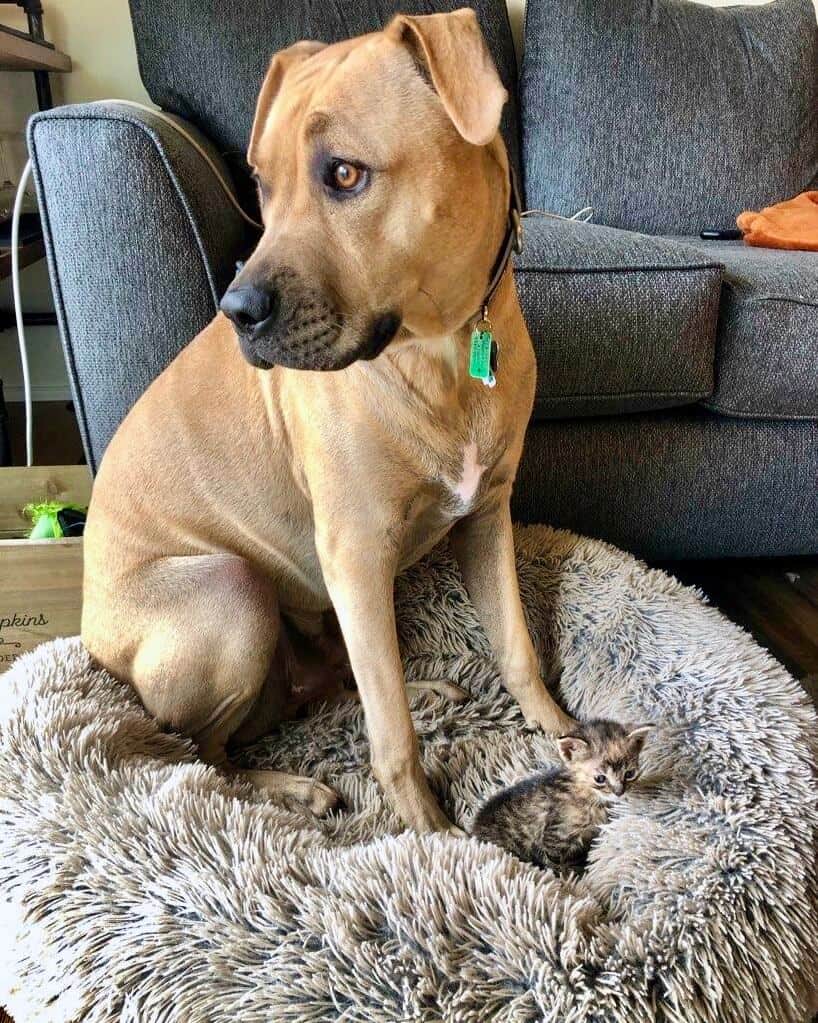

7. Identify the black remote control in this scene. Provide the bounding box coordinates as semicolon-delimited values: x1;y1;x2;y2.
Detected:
700;229;743;240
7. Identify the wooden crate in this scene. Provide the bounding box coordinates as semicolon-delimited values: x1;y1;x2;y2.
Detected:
0;465;91;673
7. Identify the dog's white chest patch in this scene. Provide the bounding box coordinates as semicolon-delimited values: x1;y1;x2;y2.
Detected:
452;442;486;509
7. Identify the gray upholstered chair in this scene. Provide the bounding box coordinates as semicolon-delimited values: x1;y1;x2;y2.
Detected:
28;0;818;559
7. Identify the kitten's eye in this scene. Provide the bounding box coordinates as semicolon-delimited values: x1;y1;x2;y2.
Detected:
624;769;637;781
323;158;369;196
594;774;607;786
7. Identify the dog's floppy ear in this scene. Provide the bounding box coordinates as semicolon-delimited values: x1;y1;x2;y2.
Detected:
248;40;326;167
387;9;507;146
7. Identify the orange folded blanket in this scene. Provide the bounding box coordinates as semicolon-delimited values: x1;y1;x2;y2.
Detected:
737;190;818;251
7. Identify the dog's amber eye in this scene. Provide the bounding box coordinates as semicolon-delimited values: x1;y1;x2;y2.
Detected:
322;158;369;198
332;162;360;190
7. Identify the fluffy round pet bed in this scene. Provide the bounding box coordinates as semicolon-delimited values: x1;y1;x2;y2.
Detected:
0;527;816;1023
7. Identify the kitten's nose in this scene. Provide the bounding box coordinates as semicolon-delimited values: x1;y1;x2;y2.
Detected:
612;781;625;796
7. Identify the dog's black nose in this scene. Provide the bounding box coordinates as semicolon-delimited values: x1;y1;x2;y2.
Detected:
220;284;277;333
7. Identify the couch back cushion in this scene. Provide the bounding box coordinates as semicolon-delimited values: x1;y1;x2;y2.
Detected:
521;0;818;234
127;0;520;204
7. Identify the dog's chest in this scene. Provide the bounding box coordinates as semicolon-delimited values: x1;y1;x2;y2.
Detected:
435;425;505;511
445;441;486;511
376;348;525;568
394;435;502;570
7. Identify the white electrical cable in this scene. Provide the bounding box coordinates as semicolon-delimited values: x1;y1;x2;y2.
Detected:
92;101;262;230
10;100;262;470
11;157;33;467
522;206;594;223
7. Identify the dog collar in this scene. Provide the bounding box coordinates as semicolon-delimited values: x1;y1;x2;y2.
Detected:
481;163;524;316
469;164;523;388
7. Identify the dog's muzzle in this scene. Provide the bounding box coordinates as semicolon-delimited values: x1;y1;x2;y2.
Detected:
220;268;345;371
220;269;400;371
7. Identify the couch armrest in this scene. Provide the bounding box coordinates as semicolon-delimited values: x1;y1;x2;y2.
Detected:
28;102;258;471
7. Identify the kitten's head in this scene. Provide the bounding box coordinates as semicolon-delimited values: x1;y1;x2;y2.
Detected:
557;719;654;801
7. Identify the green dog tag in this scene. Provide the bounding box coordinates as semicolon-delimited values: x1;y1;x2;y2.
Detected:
469;328;496;387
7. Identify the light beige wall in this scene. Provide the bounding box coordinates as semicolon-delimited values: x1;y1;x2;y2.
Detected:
506;0;525;54
46;0;151;108
0;0;152;402
1;0;149;114
1;0;816;402
1;0;149;181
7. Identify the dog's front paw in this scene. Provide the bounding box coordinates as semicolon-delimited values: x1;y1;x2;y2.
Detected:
376;756;458;833
519;694;576;735
403;793;459;834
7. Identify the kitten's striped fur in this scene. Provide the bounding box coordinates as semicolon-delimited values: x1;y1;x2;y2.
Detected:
472;719;653;870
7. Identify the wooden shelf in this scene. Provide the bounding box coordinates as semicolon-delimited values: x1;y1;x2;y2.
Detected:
0;24;70;72
0;237;45;280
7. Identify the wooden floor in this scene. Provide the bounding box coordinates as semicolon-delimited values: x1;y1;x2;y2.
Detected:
665;557;818;710
2;405;817;1020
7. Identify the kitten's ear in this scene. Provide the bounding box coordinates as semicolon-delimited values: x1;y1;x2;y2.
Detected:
558;735;589;762
626;724;655;753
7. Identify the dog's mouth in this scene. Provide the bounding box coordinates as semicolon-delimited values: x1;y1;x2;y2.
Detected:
237;309;401;372
223;266;402;372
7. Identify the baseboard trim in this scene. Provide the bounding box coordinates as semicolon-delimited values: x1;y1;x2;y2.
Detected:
2;385;72;403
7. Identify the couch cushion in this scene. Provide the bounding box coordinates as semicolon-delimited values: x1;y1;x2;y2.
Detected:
670;239;818;421
513;218;722;419
128;0;521;207
514;409;818;559
520;0;818;234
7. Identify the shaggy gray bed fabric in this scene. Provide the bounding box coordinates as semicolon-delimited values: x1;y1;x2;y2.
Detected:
0;526;816;1023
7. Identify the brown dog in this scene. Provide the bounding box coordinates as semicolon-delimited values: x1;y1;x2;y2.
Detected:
81;9;573;832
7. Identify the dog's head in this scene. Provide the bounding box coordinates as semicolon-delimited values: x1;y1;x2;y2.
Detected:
220;9;510;371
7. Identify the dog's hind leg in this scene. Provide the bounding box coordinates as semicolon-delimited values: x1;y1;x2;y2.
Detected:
229;768;340;814
86;553;341;815
406;679;469;702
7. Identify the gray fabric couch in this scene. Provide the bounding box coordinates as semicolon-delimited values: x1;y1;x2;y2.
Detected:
27;0;818;559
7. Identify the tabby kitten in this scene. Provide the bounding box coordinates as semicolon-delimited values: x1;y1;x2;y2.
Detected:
472;720;654;871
